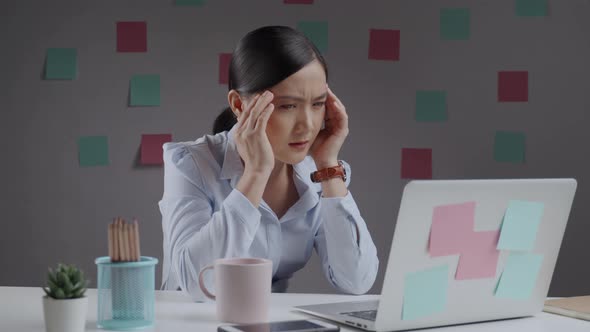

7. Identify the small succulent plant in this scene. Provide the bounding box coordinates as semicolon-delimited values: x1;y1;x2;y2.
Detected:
43;263;89;299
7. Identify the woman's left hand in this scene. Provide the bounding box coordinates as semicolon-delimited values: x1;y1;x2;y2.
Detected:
310;85;349;168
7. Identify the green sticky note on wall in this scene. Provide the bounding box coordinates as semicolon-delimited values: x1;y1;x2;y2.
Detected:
175;0;205;6
416;91;447;122
297;21;328;53
440;8;470;40
403;265;449;320
45;48;77;80
497;200;544;251
516;0;547;17
494;131;526;163
495;253;544;300
78;136;109;167
130;74;160;106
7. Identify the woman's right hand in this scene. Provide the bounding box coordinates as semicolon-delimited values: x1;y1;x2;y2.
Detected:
234;90;275;177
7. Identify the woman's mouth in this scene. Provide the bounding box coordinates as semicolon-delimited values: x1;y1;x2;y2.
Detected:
289;141;309;150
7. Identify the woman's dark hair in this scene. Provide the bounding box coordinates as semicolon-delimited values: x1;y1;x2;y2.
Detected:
212;25;328;134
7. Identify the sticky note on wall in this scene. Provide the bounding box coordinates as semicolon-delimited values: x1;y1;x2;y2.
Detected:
219;53;232;85
45;48;77;80
401;148;432;179
403;265;449;320
498;71;528;102
284;0;314;3
494;131;526;163
130;74;160;106
497;200;544;251
175;0;205;6
516;0;548;17
117;21;147;52
415;91;447;122
440;8;470;40
141;134;172;165
78;136;109;167
297;21;328;53
495;252;544;299
368;29;400;61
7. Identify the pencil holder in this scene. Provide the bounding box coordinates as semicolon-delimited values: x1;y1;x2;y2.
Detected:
95;256;158;330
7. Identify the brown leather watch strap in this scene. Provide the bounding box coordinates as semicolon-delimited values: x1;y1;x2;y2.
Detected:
310;161;347;183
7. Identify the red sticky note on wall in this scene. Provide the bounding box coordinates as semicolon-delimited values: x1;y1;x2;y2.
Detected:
141;134;172;165
284;0;314;3
219;53;232;85
498;71;528;102
401;148;432;179
369;29;400;61
117;21;147;52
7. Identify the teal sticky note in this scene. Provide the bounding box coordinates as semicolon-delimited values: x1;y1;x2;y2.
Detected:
403;265;448;320
297;21;328;53
516;0;547;17
78;136;109;167
495;253;543;299
494;131;526;163
45;48;77;80
440;8;470;40
497;200;544;251
130;74;160;106
416;91;447;122
175;0;205;6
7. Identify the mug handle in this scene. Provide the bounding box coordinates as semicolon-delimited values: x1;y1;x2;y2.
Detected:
198;264;216;300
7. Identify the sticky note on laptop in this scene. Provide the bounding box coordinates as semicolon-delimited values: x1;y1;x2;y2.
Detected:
403;265;449;320
429;201;476;256
497;200;544;251
495;252;544;300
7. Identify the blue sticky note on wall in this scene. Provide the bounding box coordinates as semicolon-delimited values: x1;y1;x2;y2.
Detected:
495;253;544;299
45;48;77;80
78;136;109;167
130;74;160;106
403;265;449;320
494;131;526;163
297;21;328;53
440;8;470;40
497;200;544;251
516;0;548;17
416;91;447;122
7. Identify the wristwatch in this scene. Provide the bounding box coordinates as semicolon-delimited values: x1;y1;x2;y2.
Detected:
310;160;347;183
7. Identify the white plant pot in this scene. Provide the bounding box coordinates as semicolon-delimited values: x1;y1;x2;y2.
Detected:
42;296;88;332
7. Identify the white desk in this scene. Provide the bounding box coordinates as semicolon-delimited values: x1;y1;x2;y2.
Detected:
1;287;588;332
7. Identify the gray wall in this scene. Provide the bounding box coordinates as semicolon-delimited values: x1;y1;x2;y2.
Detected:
1;0;588;296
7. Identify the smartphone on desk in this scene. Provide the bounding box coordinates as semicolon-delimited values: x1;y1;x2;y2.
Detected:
217;319;340;332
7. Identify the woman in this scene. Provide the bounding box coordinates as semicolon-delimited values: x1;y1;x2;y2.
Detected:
159;25;378;301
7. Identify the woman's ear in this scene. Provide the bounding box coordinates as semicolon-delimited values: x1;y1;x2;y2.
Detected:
227;90;244;118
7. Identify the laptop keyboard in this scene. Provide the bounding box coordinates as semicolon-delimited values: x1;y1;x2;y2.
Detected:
340;309;378;321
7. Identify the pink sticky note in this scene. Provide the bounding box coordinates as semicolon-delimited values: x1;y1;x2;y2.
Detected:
141;134;172;165
456;230;500;280
369;29;400;61
284;0;314;3
117;21;147;52
401;148;432;179
219;53;232;85
429;202;476;256
498;71;528;102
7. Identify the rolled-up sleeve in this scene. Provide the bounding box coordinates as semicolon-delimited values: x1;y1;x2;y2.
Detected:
159;143;261;301
313;161;379;295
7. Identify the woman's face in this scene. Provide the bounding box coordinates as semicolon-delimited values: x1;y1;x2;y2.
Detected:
265;60;327;165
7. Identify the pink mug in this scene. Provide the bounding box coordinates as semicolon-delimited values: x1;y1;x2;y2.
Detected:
198;257;272;324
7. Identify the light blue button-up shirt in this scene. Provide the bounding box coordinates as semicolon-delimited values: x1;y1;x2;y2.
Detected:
159;125;379;301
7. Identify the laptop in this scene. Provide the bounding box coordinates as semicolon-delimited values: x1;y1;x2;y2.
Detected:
294;179;577;331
